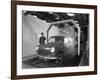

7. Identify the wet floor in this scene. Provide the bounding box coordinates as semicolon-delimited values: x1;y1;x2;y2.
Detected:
22;54;84;69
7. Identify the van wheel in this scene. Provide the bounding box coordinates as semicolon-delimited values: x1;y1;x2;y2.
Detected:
55;53;64;64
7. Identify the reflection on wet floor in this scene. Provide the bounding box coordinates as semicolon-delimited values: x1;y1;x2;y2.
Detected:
22;53;89;69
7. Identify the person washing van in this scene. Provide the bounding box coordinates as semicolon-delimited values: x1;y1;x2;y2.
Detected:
39;32;46;45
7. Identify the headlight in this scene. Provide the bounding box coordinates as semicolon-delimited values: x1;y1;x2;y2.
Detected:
36;47;39;50
51;47;55;52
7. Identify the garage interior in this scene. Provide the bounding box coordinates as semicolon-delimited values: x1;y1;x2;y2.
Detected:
22;11;89;69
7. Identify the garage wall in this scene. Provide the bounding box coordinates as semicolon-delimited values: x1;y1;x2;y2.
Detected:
22;14;38;57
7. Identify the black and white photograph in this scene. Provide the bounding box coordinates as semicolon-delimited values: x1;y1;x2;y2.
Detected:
22;11;89;69
11;1;97;79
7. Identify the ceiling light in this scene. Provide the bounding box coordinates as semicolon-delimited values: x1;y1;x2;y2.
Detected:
49;12;53;14
67;13;75;16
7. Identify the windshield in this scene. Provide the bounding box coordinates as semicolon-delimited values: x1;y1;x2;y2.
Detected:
48;36;64;43
48;37;55;43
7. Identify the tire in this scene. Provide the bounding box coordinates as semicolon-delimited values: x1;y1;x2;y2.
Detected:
55;53;64;64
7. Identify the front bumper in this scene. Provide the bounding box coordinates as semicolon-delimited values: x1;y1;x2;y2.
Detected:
37;55;57;60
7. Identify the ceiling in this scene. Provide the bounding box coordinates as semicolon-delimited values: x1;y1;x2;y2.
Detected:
24;11;89;26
